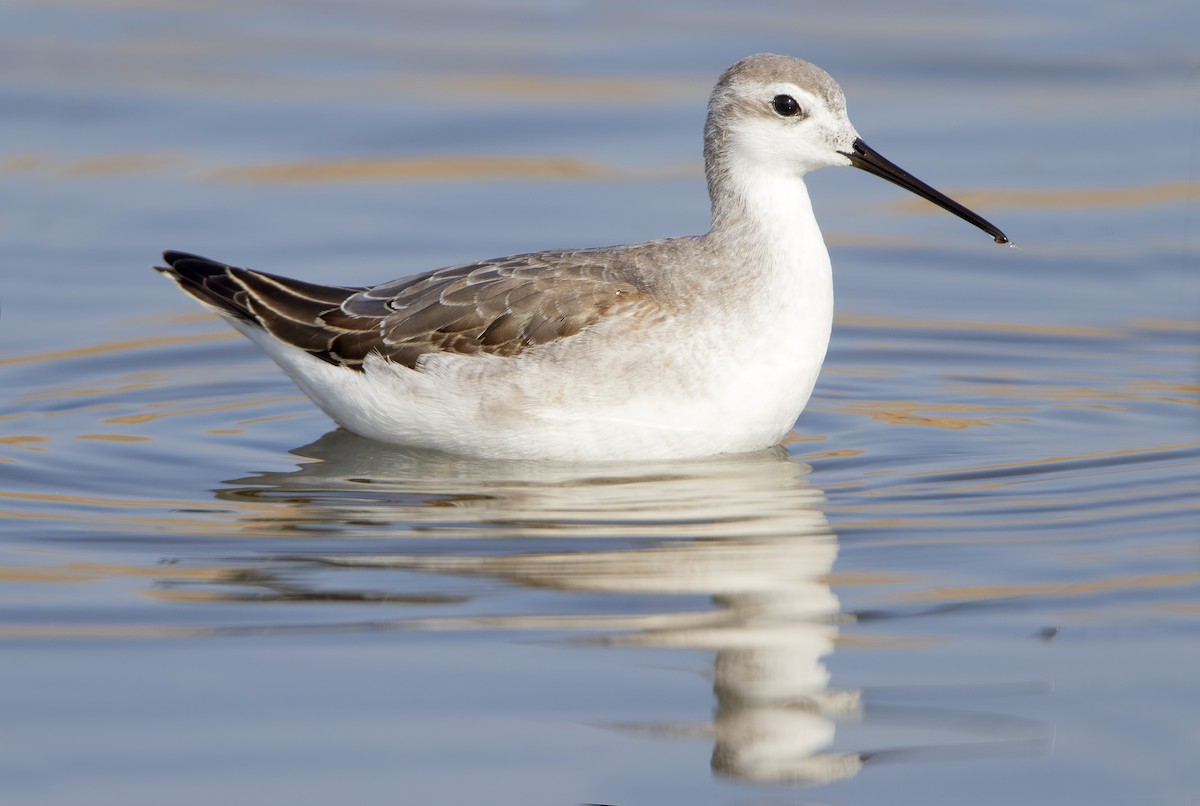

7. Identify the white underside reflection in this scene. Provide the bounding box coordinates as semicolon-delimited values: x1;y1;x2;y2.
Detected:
211;430;1041;785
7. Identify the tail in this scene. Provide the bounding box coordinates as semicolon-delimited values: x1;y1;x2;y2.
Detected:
155;251;369;367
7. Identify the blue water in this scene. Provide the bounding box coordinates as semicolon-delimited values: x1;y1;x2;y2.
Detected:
2;1;1198;804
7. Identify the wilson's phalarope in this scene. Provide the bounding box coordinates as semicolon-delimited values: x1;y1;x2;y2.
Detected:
158;53;1007;461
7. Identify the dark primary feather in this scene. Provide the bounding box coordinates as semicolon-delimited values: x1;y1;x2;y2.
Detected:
156;250;650;371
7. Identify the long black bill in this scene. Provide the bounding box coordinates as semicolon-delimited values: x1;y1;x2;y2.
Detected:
841;138;1009;244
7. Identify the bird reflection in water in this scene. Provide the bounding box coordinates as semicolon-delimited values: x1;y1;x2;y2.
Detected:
207;430;1041;785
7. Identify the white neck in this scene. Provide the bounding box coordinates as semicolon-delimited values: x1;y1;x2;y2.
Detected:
706;165;833;306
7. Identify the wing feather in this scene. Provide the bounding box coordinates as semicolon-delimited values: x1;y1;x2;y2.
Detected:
157;250;655;372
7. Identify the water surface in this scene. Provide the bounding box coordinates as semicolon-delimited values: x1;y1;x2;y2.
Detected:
1;1;1198;804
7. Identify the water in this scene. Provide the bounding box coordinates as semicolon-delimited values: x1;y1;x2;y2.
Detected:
2;1;1198;803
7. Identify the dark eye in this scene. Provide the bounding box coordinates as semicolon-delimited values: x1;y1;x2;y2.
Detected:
771;94;802;117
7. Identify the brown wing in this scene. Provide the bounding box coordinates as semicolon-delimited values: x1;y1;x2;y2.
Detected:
157;250;649;371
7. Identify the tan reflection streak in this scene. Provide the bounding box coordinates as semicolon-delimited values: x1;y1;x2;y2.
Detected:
58;152;184;177
0;332;235;367
1132;319;1200;333
779;432;826;445
19;380;157;402
970;382;1197;407
907;440;1200;478
76;434;154;442
0;153;47;175
0;507;300;537
1135;380;1200;394
834;314;1120;339
234;413;305;425
835;401;1030;429
102;396;298;424
899;571;1200;603
0;561;251;584
801;449;866;460
893;181;1200;211
0;490;211;510
1130;380;1200;406
0;436;47;447
210;156;618;184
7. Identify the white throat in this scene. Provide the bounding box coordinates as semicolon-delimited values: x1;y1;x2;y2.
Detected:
708;164;832;305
